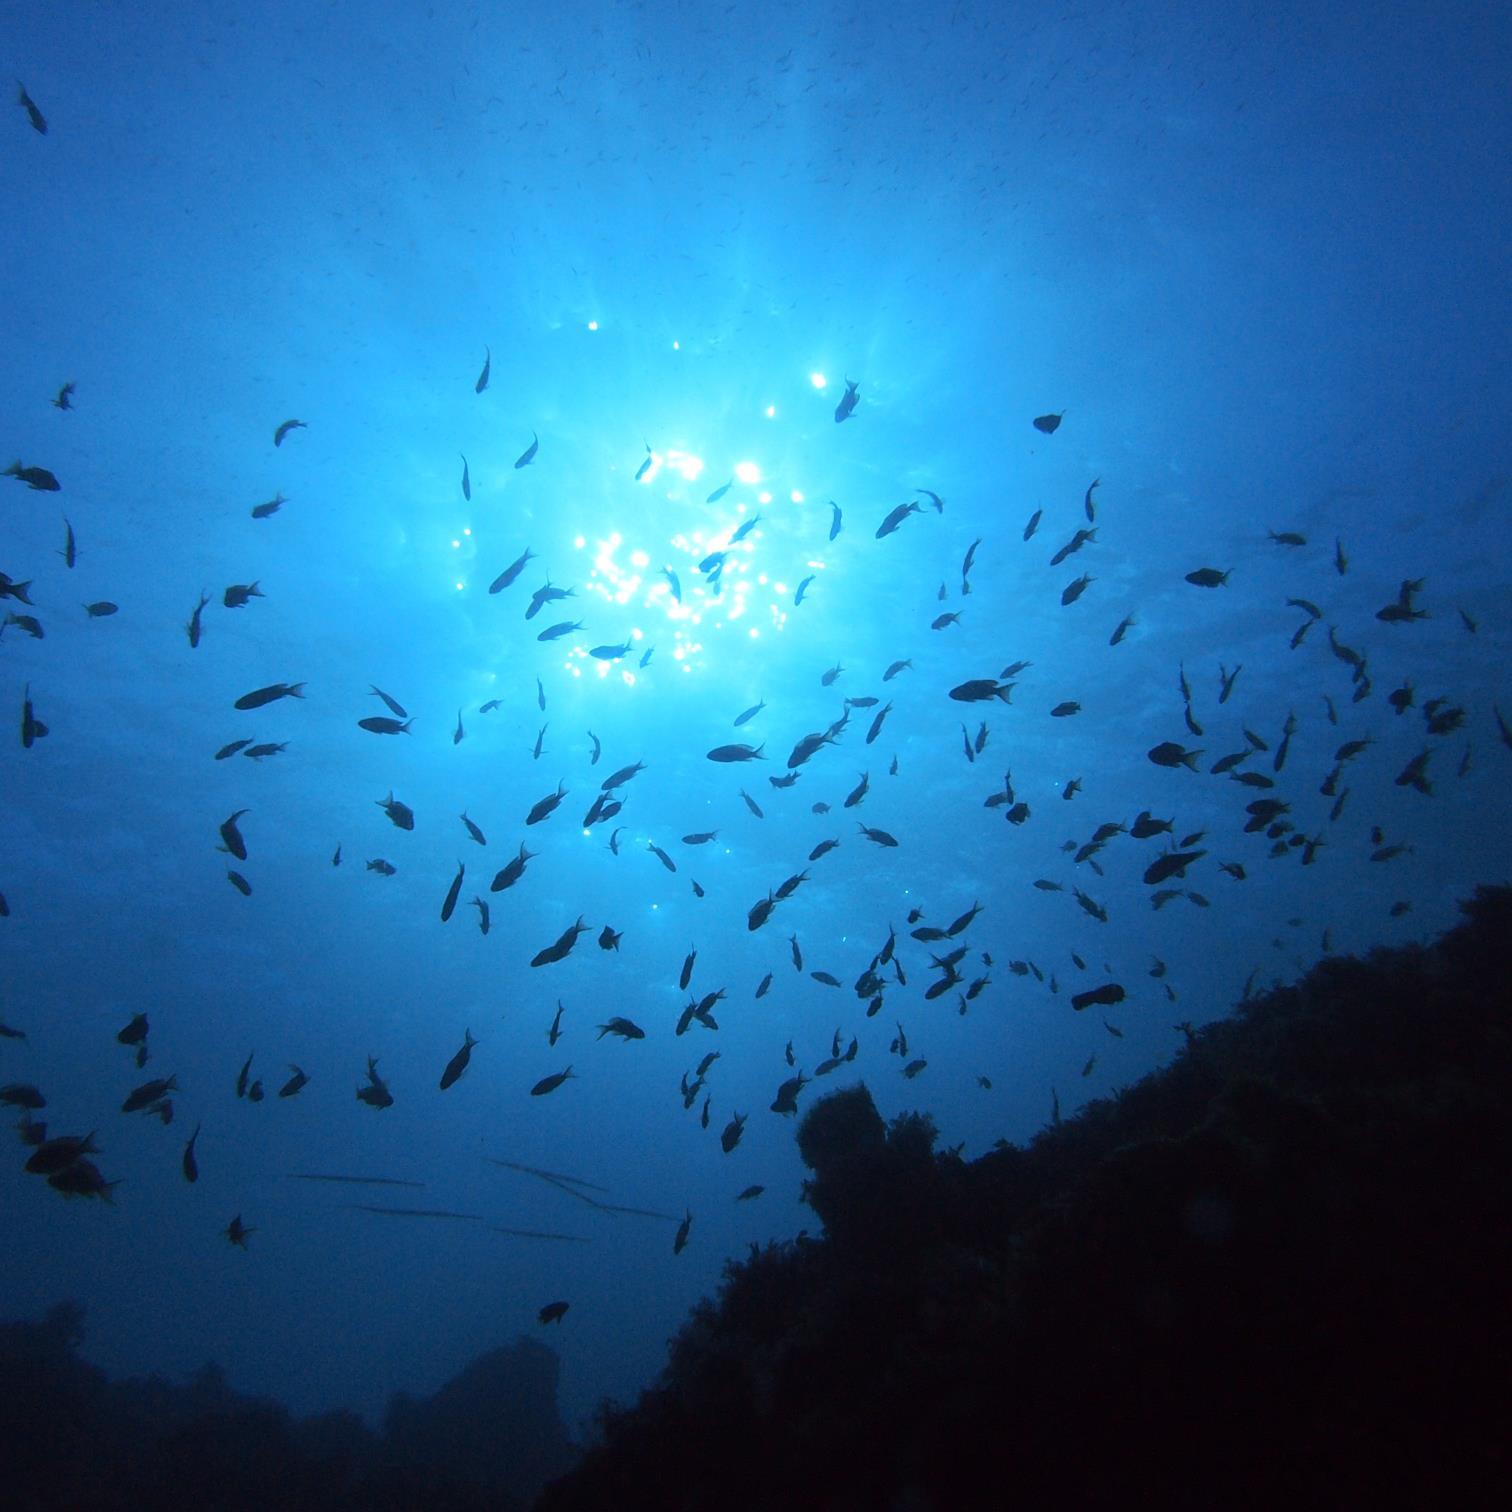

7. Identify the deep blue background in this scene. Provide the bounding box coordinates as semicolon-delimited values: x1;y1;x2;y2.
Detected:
2;0;1508;1436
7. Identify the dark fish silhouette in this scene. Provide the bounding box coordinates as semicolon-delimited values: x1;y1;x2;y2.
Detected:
439;1030;478;1090
234;682;303;710
833;379;859;423
489;548;536;593
5;462;61;490
17;83;46;134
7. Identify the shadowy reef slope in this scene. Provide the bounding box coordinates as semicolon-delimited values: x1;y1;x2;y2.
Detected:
539;886;1512;1510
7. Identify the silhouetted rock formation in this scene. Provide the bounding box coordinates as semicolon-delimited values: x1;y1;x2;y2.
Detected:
0;1302;574;1512
538;886;1512;1510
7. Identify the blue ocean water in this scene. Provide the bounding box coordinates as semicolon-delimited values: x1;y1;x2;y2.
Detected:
2;0;1508;1440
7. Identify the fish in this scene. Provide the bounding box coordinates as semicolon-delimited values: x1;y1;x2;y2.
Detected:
460;812;487;846
439;1030;478;1090
1144;849;1207;885
122;1076;177;1113
526;780;568;825
1184;567;1231;588
459;454;471;500
858;824;899;847
932;611;962;631
883;659;912;681
739;789;764;818
646;843;676;872
225;1215;254;1248
865;703;893;744
707;743;764;763
440;862;465;922
828;500;843;540
356;1056;394;1109
875;501;921;539
1268;530;1306;546
590;640;632;661
116;1013;149;1047
534;725;548;761
234;682;304;710
182;1124;200;1183
1049;528;1097;567
1060;574;1093;606
596;1017;644;1041
548;1003;565;1045
794;575;816;606
1148;742;1202;770
538;1301;570;1325
1071;982;1125;1012
598;925;623;950
706;479;733;503
949;679;1014;704
5;462;61;491
536;620;582;642
18;684;46;748
720;1112;747;1153
833;378;860;423
273;419;306;447
530;1066;576;1096
1394;749;1433;795
1050;702;1080;718
1334;537;1349;574
489;548;536;594
843;772;870;808
600;760;647;791
747;894;777;931
514;431;539;469
17;83;46;133
26;1132;100;1176
469;896;490;934
530;917;589;967
366;859;396;876
1082;478;1100;521
770;1072;807;1115
734;699;766;727
729;514;761;545
377;792;414;830
279;1066;309;1097
5;611;44;638
218;809;251;861
251;492;286;519
1032;412;1063;434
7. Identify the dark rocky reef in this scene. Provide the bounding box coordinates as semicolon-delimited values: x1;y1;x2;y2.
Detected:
538;886;1512;1510
0;1303;574;1511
